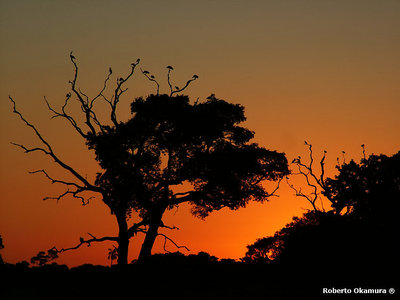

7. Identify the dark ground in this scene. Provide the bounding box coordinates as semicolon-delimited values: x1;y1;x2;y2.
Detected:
1;255;398;300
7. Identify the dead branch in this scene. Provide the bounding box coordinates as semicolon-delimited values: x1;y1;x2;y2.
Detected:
286;176;319;211
158;232;190;253
9;96;101;195
30;169;83;189
43;95;87;138
29;169;95;204
110;58;141;126
140;68;160;95
69;52;97;135
265;177;283;198
55;233;118;253
287;141;330;212
166;65;198;97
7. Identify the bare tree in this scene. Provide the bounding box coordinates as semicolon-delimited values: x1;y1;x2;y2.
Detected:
286;141;331;212
286;141;370;214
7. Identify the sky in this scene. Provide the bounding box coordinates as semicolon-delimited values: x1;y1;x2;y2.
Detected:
0;0;399;266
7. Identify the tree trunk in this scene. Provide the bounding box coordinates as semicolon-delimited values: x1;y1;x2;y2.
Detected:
138;206;166;262
116;212;129;266
138;222;160;261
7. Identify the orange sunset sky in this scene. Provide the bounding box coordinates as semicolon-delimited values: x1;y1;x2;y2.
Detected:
0;0;399;266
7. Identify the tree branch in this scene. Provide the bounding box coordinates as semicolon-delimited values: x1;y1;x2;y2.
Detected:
110;59;140;126
9;96;101;194
166;65;198;97
43;95;87;138
265;177;283;197
69;52;97;135
127;220;147;238
288;141;332;211
158;232;190;253
286;176;318;211
29;169;83;189
55;233;118;253
140;68;160;95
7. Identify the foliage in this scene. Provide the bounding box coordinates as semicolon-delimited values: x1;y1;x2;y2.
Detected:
87;92;289;260
324;151;400;221
31;248;59;266
88;93;289;219
245;151;400;266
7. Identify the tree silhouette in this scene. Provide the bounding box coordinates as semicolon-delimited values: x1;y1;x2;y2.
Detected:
286;141;330;212
324;151;400;219
30;248;59;266
10;54;288;265
245;149;400;267
88;93;289;261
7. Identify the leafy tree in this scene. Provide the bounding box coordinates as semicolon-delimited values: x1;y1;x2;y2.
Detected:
324;151;400;221
89;93;289;261
243;212;319;264
31;248;59;266
245;150;400;267
242;237;276;263
10;54;289;265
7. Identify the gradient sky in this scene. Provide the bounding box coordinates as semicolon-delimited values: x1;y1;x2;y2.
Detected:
1;0;399;266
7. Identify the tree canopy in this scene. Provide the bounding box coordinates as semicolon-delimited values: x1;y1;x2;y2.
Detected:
87;93;289;260
324;151;400;222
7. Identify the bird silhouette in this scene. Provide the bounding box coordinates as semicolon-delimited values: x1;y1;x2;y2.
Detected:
79;237;84;243
70;51;75;59
109;67;112;74
143;70;150;74
167;65;174;70
193;74;199;79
